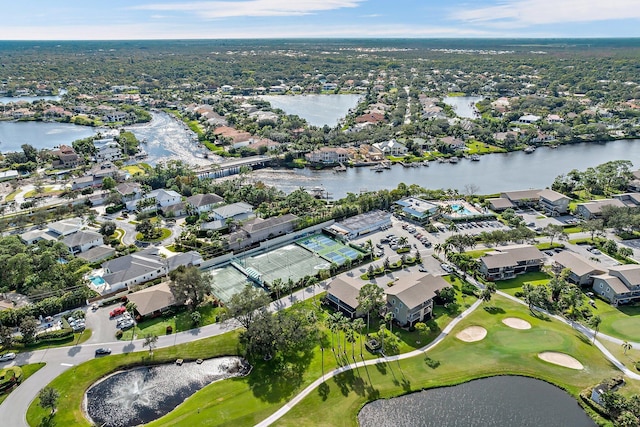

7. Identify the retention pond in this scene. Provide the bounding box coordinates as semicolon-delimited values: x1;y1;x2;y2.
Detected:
85;356;249;427
358;376;596;427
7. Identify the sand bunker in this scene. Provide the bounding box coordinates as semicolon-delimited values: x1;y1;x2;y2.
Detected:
538;352;584;370
502;317;532;330
456;326;487;342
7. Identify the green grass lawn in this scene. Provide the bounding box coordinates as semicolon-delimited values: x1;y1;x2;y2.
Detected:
465;248;493;258
586;297;640;342
24;187;59;198
563;226;584;234
493;271;551;296
121;164;148;176
7;330;91;353
275;295;636;427
466;140;506;155
0;363;45;405
135;228;171;242
119;305;222;341
601;338;640;374
4;189;20;202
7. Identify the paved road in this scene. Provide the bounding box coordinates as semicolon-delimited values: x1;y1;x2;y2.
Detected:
2;260;639;427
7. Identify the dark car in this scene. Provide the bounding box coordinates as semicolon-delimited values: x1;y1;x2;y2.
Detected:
95;348;112;356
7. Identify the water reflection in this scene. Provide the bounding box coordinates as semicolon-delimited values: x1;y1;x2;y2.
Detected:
85;356;249;427
358;376;596;427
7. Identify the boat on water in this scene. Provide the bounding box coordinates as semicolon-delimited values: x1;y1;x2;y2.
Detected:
438;157;448;163
372;164;384;172
333;163;347;172
470;154;480;161
449;156;460;164
422;160;430;167
524;146;536;153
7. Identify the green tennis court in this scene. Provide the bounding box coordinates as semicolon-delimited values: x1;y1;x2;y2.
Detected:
297;234;364;265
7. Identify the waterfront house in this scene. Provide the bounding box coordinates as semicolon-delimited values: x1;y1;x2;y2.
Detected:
486;197;515;212
538;189;570;216
373;139;408;156
479;245;545;281
552;251;605;286
51;145;81;169
355;112;386;125
592;265;640;306
438;136;466;151
575;199;626;219
305;147;349;164
102;111;129;123
386;273;449;326
500;189;542;208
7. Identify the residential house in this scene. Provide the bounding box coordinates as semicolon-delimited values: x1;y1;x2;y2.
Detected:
479;245;545;281
186;193;224;214
538;189;571;216
437;136;466;151
102;111;129;123
592;265;640;306
305;147;349;164
100;247;203;293
211;202;255;223
546;114;564;123
612;193;640;207
126;282;177;317
71;162;119;190
226;214;298;251
354;112;385;125
575;199;626;219
500;189;542;208
76;245;116;263
0;170;19;182
94;140;123;162
517;114;541;124
386;273;449;326
48;217;84;237
116;182;143;207
51;145;81;169
372;139;408;156
62;230;103;255
325;277;363;319
552;251;605;286
394;197;439;224
487;197;515;212
628;170;640;192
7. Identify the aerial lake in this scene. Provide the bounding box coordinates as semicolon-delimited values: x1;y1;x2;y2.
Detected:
0;90;66;105
248;138;640;199
0;121;98;153
358;376;596;427
442;95;484;118
258;94;362;127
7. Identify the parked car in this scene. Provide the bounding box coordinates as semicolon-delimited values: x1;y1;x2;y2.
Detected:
95;348;111;356
110;306;127;318
440;263;454;273
0;352;16;362
590;249;602;255
418;267;428;273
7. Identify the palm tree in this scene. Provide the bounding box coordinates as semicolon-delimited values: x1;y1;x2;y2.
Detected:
622;341;632;355
345;326;356;360
326;312;342;353
397;236;409;247
589;315;602;343
352;318;366;358
384;312;394;334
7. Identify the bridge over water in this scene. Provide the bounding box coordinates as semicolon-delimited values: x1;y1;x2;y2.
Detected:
196;155;271;179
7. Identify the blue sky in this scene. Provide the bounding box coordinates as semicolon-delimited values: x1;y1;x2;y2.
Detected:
2;0;639;40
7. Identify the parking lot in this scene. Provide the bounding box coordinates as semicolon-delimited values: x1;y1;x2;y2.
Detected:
351;216;449;276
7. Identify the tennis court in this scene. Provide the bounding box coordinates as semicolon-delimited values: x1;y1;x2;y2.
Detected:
209;264;254;303
242;244;328;285
297;234;363;266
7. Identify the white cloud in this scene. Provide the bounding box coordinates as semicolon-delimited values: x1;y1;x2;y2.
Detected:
131;0;365;18
451;0;640;26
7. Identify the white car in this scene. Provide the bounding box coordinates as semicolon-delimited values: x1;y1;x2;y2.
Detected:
0;352;16;362
440;263;454;273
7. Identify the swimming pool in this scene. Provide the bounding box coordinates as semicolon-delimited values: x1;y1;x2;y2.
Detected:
90;276;105;286
450;204;475;216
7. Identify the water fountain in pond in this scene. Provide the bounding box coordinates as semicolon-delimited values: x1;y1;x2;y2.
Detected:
85;356;249;427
